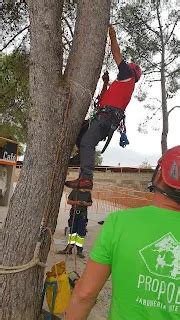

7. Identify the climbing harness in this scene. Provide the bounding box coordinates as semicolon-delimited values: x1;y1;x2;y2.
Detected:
89;101;129;154
98;106;125;153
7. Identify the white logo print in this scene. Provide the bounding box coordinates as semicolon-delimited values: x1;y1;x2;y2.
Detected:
139;233;180;280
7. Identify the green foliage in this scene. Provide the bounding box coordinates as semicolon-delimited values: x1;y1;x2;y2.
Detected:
71;147;103;166
95;150;103;166
2;0;28;42
0;51;29;146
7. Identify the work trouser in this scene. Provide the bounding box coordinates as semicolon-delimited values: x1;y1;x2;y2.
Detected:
68;210;88;248
80;106;124;179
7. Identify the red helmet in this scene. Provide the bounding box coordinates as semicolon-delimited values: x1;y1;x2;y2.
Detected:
158;146;180;190
128;63;142;82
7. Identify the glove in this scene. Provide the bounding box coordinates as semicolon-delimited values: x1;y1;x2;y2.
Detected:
109;25;116;39
102;71;109;83
119;132;129;148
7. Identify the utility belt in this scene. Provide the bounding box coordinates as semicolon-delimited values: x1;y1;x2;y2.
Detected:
98;105;125;153
98;105;124;123
71;209;87;215
76;210;87;214
98;105;125;114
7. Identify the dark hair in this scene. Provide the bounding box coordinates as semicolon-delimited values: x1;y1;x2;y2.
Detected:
163;184;180;204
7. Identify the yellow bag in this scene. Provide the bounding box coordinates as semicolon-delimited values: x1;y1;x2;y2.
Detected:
44;261;71;315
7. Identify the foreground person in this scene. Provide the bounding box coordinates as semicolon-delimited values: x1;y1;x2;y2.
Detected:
65;146;180;319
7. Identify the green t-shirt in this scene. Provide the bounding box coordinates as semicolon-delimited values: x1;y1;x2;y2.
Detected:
90;206;180;320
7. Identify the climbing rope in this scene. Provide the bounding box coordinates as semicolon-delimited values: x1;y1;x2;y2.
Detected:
64;189;80;274
104;32;111;72
0;239;46;274
0;259;46;274
103;0;117;72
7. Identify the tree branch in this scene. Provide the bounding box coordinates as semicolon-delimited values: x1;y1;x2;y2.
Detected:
62;34;72;48
143;70;161;75
141;54;161;70
165;55;178;67
133;10;160;38
1;25;29;52
148;79;161;82
62;15;74;38
168;106;180;115
156;0;164;50
141;105;162;126
166;67;180;77
166;42;179;60
165;17;178;45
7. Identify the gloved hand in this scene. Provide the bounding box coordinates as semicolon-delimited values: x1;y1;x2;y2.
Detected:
109;25;116;39
119;132;129;148
102;71;109;83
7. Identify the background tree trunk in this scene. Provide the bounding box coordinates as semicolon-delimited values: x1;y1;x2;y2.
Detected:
157;0;168;154
2;1;111;319
161;62;168;154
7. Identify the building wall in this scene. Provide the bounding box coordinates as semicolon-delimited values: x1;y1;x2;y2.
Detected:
67;168;152;191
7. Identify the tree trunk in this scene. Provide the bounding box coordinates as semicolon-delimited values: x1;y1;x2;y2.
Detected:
157;0;168;154
1;1;111;319
160;34;168;154
161;64;168;154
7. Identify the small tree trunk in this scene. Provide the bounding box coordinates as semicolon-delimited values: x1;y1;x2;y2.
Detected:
157;0;168;154
2;1;111;319
161;51;168;154
161;84;168;154
161;41;168;154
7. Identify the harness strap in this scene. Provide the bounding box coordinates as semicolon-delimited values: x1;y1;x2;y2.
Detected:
99;106;125;153
101;126;116;154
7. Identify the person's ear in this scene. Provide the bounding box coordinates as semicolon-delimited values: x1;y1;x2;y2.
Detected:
154;168;162;185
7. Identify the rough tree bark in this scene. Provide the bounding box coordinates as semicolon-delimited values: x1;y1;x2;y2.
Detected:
1;0;111;319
